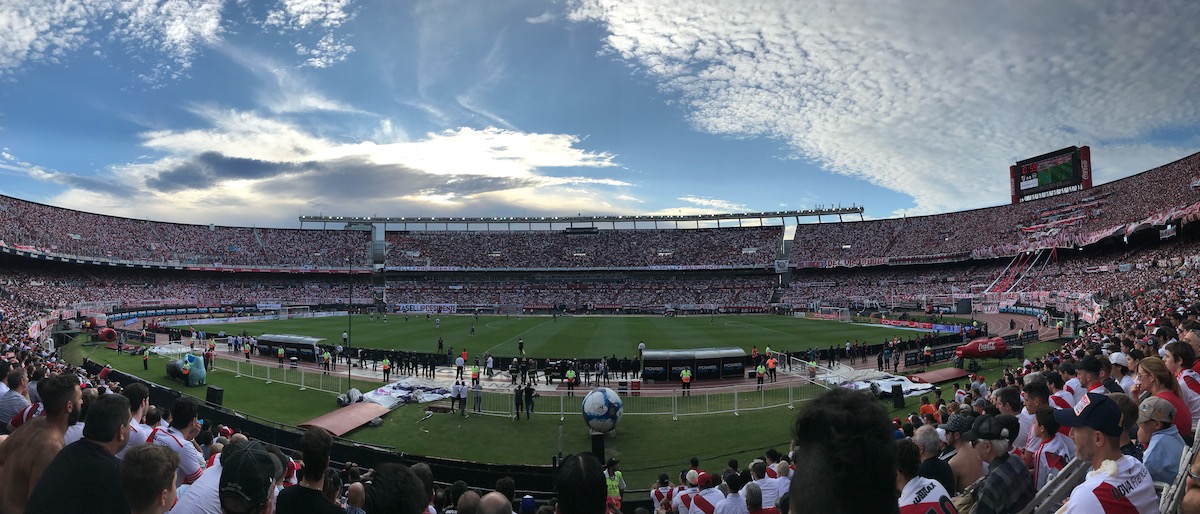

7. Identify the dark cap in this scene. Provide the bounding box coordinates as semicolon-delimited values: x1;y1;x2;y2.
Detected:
607;458;618;467
219;441;283;513
939;414;973;433
1053;392;1124;437
962;414;1010;442
1077;356;1101;375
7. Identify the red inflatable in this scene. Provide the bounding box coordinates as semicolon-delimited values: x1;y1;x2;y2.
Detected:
955;337;1007;359
98;327;117;343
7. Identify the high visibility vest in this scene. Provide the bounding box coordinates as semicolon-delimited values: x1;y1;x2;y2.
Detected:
277;348;284;358
767;358;776;369
681;370;691;383
323;352;331;362
471;366;479;378
756;365;766;377
566;370;577;381
182;364;190;376
606;471;622;498
382;359;390;370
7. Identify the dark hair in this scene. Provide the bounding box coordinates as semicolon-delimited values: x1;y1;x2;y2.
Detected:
495;476;516;500
894;439;920;480
790;388;896;514
690;456;699;469
555;452;607;514
40;374;79;416
1044;371;1065;389
765;448;781;462
1167;341;1197;369
169;397;199;431
83;394;130;443
1035;407;1060;436
123;383;150;413
412;462;435;498
363;463;428;514
994;386;1022;412
122;444;180;512
324;468;343;502
145;406;163;427
299;426;333;481
1022;382;1050;405
6;367;26;390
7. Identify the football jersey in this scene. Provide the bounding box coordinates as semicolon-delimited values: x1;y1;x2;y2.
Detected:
148;426;205;485
897;476;957;514
689;488;726;514
1176;369;1200;428
1062;456;1159;514
1031;432;1075;491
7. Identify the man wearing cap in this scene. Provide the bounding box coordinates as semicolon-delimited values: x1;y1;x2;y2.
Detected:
1055;392;1159;513
1138;396;1186;484
689;471;726;514
963;414;1035;514
1109;352;1135;394
651;473;674;511
940;413;983;494
671;470;699;514
219;441;284;514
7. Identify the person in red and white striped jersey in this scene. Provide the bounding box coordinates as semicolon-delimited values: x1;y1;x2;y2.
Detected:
147;397;205;486
1056;393;1159;514
1165;341;1200;429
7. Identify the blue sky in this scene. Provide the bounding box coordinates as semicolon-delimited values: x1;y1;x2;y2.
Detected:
2;0;1199;229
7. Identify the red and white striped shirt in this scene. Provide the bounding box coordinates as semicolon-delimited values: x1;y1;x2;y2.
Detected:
147;426;205;485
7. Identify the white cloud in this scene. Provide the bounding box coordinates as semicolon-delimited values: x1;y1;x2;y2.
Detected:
265;0;353;30
0;0;107;74
676;195;749;213
568;0;1200;216
294;31;354;68
112;0;225;81
526;10;556;24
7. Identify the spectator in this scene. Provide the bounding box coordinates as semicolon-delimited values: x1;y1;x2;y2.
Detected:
275;426;343;514
938;413;982;494
1138;396;1186;483
1138;357;1193;438
555;452;607;514
894;438;953;514
149;396;206;486
359;463;435;514
26;393;132;513
0;372;82;514
1028;407;1074;491
170;432;249;514
962;414;1034;514
912;425;953;495
714;471;747;514
789;388;896;514
741;483;776;514
218;441;283;514
1055;393;1159;513
479;492;512;514
0;367;30;426
689;471;725;514
118;382;152;458
123;444;181;514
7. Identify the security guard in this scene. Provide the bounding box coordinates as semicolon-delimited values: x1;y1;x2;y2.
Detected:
756;362;766;391
680;367;692;396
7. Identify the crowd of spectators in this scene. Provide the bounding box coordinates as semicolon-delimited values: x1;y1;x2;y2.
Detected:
0;195;370;267
384;226;782;269
386;277;775;307
791;151;1200;263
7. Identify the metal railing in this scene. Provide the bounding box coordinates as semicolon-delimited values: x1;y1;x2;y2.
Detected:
212;359;375;395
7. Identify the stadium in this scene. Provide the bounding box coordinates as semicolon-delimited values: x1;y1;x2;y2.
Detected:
2;146;1200;513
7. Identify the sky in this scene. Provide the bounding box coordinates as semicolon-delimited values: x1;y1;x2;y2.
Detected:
2;0;1200;229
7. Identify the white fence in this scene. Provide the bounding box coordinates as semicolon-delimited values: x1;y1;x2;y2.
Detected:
212;358;361;395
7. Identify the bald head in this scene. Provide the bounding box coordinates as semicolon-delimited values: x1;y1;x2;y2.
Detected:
457;491;481;514
480;492;512;514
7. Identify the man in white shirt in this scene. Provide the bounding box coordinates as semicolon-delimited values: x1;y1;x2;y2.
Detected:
689;472;725;514
750;460;777;510
672;470;699;514
712;472;747;514
148;397;206;486
118;383;152;458
1055;393;1159;513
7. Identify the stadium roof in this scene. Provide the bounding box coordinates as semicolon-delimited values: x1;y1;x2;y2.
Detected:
298;206;863;225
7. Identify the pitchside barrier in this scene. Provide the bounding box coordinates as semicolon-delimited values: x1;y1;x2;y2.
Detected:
213;358;364;395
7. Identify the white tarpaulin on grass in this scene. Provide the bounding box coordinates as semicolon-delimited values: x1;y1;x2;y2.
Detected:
843;373;937;399
362;378;451;410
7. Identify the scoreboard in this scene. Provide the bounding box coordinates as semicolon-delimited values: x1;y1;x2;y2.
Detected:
1010;146;1092;203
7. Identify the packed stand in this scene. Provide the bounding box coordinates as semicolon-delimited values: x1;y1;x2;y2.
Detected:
385;226;783;269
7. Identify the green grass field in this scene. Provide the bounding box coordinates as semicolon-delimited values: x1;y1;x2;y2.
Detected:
201;313;924;359
72;316;1062;489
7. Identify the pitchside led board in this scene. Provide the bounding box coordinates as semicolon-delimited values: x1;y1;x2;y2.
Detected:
1010;145;1092;204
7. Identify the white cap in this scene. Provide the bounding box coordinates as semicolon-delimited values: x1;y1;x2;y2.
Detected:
1109;352;1130;369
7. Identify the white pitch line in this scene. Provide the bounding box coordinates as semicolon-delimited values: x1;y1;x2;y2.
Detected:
482;319;554;354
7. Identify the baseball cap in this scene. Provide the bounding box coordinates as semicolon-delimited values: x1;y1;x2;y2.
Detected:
939;414;973;433
695;471;712;488
1109;352;1130;370
219;441;283;513
685;469;699;486
1077;356;1101;375
1054;392;1124;437
1138;396;1176;425
962;414;1009;442
607;458;619;467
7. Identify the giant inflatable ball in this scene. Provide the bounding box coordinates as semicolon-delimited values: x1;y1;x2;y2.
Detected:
166;353;207;387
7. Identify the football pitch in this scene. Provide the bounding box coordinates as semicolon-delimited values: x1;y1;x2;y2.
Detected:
75;315;972;490
202;313;926;358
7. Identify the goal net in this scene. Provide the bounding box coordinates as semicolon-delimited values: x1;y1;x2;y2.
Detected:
279;306;312;320
818;306;852;323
